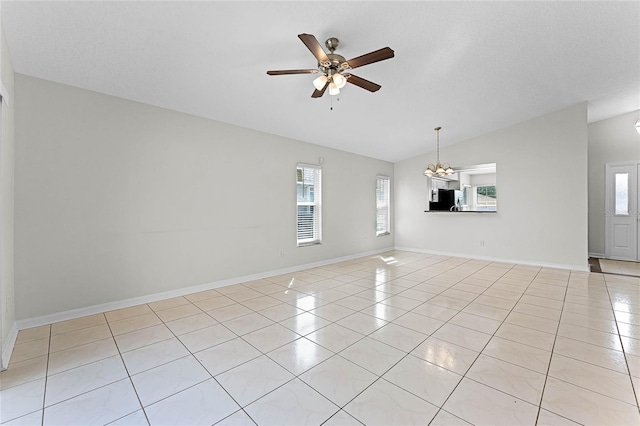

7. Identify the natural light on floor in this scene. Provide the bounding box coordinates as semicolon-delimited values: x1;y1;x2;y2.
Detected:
2;250;639;425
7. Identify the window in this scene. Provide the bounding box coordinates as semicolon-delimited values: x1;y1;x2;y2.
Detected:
476;185;497;211
297;164;322;246
615;173;629;215
376;176;391;236
462;185;470;207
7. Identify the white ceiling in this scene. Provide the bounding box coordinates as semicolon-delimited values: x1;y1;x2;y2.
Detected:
3;1;639;162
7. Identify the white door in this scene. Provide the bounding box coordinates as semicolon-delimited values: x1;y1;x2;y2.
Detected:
605;163;638;261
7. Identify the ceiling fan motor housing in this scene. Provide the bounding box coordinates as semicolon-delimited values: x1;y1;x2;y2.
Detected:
319;53;348;75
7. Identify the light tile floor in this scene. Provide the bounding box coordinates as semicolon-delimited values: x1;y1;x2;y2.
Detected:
2;251;640;425
600;258;640;278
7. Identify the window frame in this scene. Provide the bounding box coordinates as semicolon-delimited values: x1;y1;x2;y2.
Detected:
376;176;391;236
296;163;322;247
475;185;497;211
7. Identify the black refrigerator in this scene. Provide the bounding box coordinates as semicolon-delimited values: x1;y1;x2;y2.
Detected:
429;189;455;211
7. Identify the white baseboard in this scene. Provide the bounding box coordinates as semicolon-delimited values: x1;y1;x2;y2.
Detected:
394;246;590;272
1;323;17;370
15;247;394;332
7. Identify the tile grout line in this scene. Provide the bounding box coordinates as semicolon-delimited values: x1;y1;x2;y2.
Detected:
602;273;640;417
532;269;570;425
105;310;153;426
39;324;52;426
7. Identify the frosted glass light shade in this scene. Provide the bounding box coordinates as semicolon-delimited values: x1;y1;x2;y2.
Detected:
333;73;347;88
313;75;328;90
329;82;340;95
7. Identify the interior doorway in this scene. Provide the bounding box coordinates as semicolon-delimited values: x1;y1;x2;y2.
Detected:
605;162;640;261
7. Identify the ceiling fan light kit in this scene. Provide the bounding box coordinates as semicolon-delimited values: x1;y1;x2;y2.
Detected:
267;33;394;98
312;75;328;90
332;73;347;88
329;82;340;96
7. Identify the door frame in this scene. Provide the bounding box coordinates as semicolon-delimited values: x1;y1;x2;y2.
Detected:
605;161;640;261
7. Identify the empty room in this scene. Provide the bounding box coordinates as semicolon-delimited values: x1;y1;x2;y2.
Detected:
1;1;639;425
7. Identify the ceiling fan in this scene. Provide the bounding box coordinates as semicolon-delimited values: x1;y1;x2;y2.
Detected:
267;33;394;98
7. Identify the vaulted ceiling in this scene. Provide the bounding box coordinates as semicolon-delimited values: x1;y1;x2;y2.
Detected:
3;1;639;162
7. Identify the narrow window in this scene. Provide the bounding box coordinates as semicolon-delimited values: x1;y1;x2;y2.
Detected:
297;164;322;246
376;176;391;236
615;173;629;215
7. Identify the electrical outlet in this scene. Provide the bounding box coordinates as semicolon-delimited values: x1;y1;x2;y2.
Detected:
480;240;485;247
279;250;285;257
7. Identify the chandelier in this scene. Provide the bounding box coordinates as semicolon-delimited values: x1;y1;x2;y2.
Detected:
423;127;454;177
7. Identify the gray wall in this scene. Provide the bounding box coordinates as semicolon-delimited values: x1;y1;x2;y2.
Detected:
394;104;589;270
14;75;393;320
588;110;640;256
1;16;16;366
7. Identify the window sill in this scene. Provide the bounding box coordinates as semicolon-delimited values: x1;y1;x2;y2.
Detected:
424;210;497;213
297;241;322;248
376;232;391;237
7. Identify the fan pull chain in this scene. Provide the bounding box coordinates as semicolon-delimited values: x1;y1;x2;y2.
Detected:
330;95;340;111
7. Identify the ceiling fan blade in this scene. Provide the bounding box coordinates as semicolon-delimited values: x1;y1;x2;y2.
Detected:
346;74;382;92
346;47;394;70
267;69;319;76
311;81;329;98
298;33;330;63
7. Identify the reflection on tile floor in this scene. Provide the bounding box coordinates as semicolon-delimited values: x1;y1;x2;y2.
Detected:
2;251;640;425
599;258;640;278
